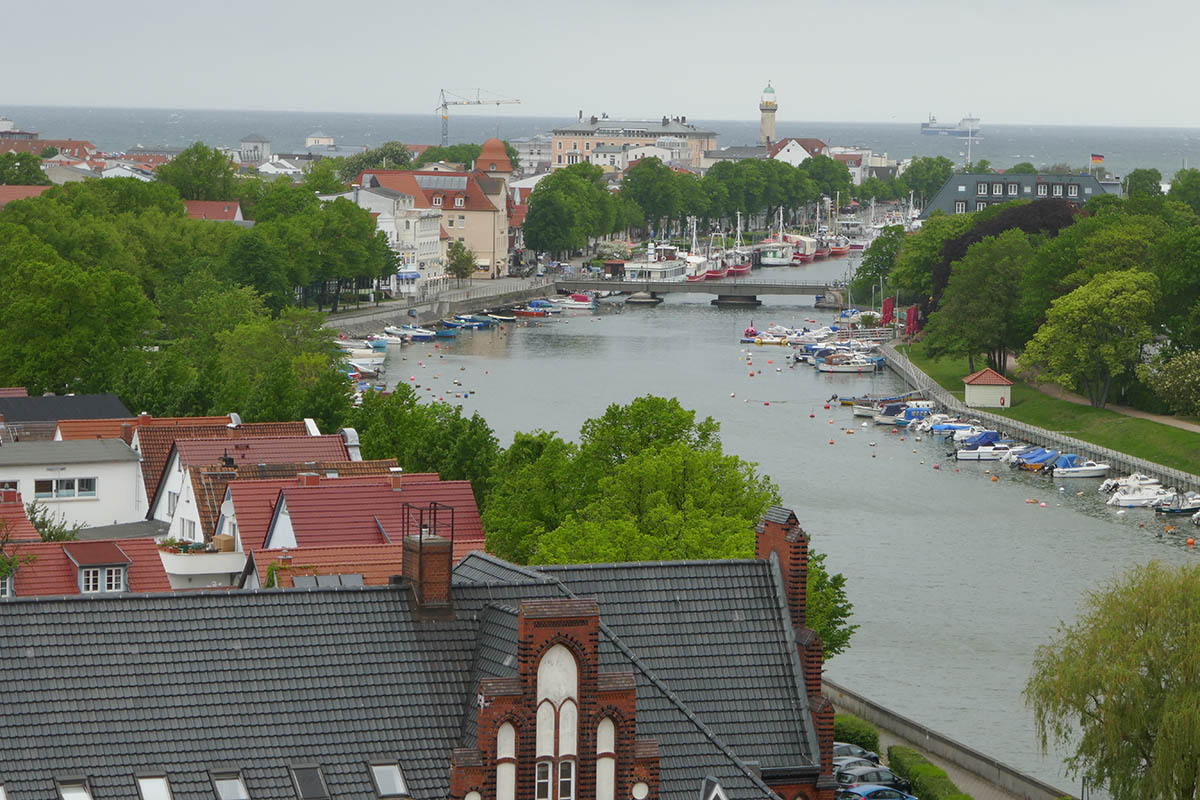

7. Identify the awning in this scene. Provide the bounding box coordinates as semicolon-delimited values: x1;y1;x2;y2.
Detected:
396;271;421;280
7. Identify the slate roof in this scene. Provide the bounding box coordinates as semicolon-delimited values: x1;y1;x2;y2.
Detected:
918;172;1111;219
190;459;399;540
0;392;129;422
0;549;812;800
1;537;170;596
134;421;310;505
0;438;139;467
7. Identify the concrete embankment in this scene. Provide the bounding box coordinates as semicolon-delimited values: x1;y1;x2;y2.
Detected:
324;284;556;336
881;344;1200;494
823;678;1072;800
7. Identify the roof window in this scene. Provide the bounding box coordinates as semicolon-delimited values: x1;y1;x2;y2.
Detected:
369;763;409;797
0;785;7;800
59;782;93;800
137;776;173;800
291;767;329;800
213;773;250;800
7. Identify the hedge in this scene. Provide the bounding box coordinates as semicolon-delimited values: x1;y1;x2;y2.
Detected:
887;746;973;800
834;714;879;753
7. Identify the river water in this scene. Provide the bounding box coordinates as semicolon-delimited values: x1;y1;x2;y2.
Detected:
380;257;1197;791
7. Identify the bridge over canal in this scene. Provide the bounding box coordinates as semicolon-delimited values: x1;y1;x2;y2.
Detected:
554;277;844;307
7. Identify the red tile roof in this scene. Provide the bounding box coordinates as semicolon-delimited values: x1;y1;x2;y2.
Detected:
769;137;828;158
0;387;29;398
250;543;409;588
190;459;399;540
0;185;51;209
228;476;392;551
2;538;170;597
832;154;862;167
174;435;349;472
509;204;528;228
962;367;1014;386
0;139;97;158
57;415;233;442
477;138;513;173
270;479;484;558
0;490;38;540
135;421;310;505
184;200;241;221
359;169;499;213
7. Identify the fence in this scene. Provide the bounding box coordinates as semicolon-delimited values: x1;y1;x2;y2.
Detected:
881;344;1200;493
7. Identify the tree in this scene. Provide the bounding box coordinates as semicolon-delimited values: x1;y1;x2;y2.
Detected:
1140;351;1200;417
350;386;500;505
923;230;1031;373
621;158;681;233
310;197;397;312
39;146;59;159
1007;162;1038;174
0;152;49;185
335;141;412;183
156;142;235;201
301;160;346;194
798;155;853;204
1020;269;1160;407
446;240;476;283
888;212;975;306
1167;167;1200;215
523;163;613;257
1025;561;1200;800
902;156;955;205
413;144;482;169
849;225;904;302
25;501;83;541
1124;168;1163;199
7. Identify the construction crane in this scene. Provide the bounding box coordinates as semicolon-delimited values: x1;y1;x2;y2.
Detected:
437;89;521;147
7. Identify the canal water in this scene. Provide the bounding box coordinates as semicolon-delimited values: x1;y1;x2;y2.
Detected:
382;259;1197;791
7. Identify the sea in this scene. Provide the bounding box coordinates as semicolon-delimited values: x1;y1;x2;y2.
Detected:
7;104;1200;178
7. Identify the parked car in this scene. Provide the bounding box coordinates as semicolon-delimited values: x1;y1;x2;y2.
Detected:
836;784;918;800
833;756;877;771
835;766;911;793
833;742;880;764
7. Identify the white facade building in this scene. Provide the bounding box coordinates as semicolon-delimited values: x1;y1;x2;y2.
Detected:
0;440;143;528
510;134;553;175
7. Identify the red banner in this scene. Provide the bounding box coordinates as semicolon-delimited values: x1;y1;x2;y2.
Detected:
881;297;895;325
904;305;920;337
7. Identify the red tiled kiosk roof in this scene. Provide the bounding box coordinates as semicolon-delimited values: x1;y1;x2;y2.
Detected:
0;185;51;209
2;538;170;597
962;367;1014;386
184;200;241;220
250;543;408;588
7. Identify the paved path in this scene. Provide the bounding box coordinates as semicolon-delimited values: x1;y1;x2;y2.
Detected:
872;726;1024;800
1005;356;1200;434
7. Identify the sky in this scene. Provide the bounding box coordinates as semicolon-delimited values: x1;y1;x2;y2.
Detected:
3;0;1198;128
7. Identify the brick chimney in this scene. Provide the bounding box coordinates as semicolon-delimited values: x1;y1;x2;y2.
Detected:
402;533;452;608
120;422;133;444
389;467;404;491
297;472;320;488
0;488;19;504
755;506;807;629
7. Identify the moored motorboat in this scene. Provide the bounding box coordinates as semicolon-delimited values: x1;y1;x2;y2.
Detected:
514;308;551;318
818;353;876;373
1154;491;1200;515
487;312;516;322
1049;454;1110;478
1107;485;1176;508
1098;473;1161;494
956;442;1018;461
557;293;597;310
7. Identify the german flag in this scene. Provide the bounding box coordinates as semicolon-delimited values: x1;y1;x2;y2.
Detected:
1090;153;1105;164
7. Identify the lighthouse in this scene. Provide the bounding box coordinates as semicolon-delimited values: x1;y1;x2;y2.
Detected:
759;82;777;147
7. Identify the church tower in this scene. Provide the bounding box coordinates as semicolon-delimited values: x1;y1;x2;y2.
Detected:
759;82;777;147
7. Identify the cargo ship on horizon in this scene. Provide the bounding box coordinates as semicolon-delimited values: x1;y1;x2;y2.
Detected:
920;113;981;137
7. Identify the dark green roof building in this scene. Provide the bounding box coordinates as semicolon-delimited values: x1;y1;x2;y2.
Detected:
919;172;1117;219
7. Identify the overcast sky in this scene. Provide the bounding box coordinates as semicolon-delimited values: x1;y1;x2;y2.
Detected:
3;0;1197;127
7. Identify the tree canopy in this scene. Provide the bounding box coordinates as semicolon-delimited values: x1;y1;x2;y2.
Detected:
156;142;235;201
334;141;412;182
1026;561;1200;800
523;163;615;256
0;152;50;185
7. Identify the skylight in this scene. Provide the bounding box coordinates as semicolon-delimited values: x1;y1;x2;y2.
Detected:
137;777;172;800
369;764;408;797
1;784;7;800
59;783;93;800
292;767;329;800
213;774;249;800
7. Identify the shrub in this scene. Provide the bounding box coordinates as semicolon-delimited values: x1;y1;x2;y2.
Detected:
834;714;879;753
887;746;973;800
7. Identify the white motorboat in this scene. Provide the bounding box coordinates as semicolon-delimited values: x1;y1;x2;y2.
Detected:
1106;485;1177;508
1192;509;1200;526
955;443;1018;461
1050;455;1111;478
952;426;993;442
852;404;880;417
1098;473;1161;494
818;354;876;373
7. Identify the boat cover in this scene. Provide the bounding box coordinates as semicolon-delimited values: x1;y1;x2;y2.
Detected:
964;430;1001;446
1053;454;1082;469
1022;449;1058;465
529;299;553;307
1016;447;1047;462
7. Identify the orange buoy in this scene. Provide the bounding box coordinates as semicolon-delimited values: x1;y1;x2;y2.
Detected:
823;403;830;409
763;401;770;406
991;475;998;482
809;413;815;418
1188;538;1195;546
829;439;835;445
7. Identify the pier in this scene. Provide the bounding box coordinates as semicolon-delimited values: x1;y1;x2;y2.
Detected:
555;277;843;307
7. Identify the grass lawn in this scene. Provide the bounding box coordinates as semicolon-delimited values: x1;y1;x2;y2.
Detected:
903;343;1200;475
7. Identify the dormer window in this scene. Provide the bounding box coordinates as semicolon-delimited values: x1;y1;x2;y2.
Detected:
454;197;464;208
291;767;329;800
433;196;443;207
136;776;173;800
59;781;94;800
0;573;12;598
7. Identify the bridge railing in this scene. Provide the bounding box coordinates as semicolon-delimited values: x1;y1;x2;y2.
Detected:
553;277;832;289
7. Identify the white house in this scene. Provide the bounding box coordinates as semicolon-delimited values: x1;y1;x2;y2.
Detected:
769;137;828;168
962;367;1014;408
258;157;305;178
320;186;444;297
100;163;154;181
0;440;143;528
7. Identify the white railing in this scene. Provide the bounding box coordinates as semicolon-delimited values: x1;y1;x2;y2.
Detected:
881;344;1200;492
